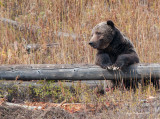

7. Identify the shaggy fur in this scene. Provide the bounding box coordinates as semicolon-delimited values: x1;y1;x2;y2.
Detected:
89;20;139;89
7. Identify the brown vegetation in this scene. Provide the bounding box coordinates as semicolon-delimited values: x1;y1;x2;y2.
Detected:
0;0;160;118
0;0;159;65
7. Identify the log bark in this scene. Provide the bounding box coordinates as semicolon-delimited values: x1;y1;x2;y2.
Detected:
0;64;160;81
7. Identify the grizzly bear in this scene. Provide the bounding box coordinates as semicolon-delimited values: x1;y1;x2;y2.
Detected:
89;20;139;89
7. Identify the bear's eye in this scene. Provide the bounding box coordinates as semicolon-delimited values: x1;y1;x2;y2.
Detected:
100;39;104;42
96;32;102;35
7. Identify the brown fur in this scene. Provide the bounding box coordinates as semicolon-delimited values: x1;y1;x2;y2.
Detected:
89;20;139;89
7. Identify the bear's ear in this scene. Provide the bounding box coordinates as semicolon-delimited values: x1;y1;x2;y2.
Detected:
107;20;114;28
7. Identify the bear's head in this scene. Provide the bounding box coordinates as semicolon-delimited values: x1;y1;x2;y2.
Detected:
89;20;116;50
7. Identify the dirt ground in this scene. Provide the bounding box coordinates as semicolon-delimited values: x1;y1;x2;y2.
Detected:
0;105;74;119
0;94;160;119
0;81;160;119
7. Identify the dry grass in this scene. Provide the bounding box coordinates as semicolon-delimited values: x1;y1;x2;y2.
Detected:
0;0;159;65
0;0;160;118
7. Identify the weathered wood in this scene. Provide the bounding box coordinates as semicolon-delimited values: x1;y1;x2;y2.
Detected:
26;43;59;53
0;64;160;81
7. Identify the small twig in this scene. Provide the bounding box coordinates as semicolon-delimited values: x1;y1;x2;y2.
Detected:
5;102;42;110
57;99;67;107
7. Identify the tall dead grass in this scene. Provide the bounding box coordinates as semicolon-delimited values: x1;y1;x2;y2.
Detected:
0;1;160;118
0;0;160;65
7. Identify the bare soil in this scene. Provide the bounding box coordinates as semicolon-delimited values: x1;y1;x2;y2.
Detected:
0;94;160;119
0;104;74;119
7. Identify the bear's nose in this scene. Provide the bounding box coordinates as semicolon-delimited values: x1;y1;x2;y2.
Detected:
89;42;93;46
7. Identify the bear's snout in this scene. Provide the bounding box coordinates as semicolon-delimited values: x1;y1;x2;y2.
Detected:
89;41;97;48
89;41;93;46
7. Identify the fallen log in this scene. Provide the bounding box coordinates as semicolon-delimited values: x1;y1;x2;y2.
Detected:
0;64;160;81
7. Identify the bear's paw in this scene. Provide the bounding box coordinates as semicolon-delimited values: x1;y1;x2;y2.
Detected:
107;65;121;71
